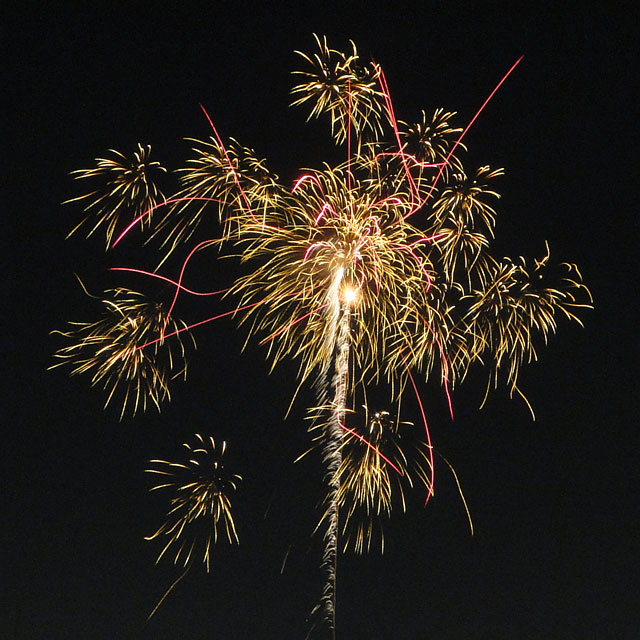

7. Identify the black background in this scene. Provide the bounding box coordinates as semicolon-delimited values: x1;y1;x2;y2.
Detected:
4;3;637;639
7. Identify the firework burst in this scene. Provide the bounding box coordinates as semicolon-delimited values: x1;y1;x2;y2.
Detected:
398;108;465;178
151;136;281;262
458;244;592;398
146;434;241;572
53;34;592;637
65;143;166;249
50;287;193;418
323;403;432;554
229;162;451;390
291;34;385;144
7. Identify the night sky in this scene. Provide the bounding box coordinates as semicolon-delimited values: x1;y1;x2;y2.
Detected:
5;4;637;639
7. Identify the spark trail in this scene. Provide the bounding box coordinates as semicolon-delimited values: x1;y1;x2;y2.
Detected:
315;273;352;636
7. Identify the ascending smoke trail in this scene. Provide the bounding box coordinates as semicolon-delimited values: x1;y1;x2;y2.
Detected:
314;267;345;408
314;267;350;638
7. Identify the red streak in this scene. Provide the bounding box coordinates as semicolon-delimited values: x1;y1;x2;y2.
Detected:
405;366;435;504
377;67;419;203
347;78;352;191
303;241;328;262
292;173;323;193
405;55;524;219
313;202;335;226
166;238;220;323
199;104;258;223
110;267;227;296
376;151;447;170
408;233;446;247
259;301;331;345
374;196;404;208
112;196;222;248
137;301;260;350
339;420;403;476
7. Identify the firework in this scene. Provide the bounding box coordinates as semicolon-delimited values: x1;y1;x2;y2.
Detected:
326;404;432;554
54;35;591;636
151;136;282;262
458;244;592;397
222;38;590;632
230;163;452;390
65;143;167;249
50;287;194;418
291;34;386;144
146;434;241;572
398;108;465;178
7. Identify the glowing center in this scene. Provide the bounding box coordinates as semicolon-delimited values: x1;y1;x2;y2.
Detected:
343;286;358;305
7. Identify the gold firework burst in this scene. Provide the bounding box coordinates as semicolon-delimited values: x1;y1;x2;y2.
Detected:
152;136;282;261
65;143;167;249
334;405;432;554
398;108;465;179
291;34;386;144
146;434;241;571
229;159;455;393
50;287;193;418
456;243;592;396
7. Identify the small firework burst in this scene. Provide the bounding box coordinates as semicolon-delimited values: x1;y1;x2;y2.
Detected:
458;244;592;397
291;34;385;144
65;143;166;249
311;403;431;554
152;136;281;260
50;287;193;418
398;108;465;178
431;165;503;233
146;434;241;572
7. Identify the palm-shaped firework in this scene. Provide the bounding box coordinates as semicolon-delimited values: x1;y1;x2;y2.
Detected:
145;434;241;617
146;434;241;571
65;143;167;249
51;286;193;418
52;35;591;638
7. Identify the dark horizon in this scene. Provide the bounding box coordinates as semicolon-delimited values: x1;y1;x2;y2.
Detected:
5;4;637;639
